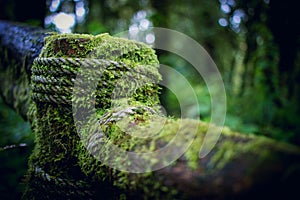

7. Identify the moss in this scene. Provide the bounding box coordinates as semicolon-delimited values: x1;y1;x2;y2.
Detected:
174;121;300;174
0;47;31;119
200;126;300;172
77;108;208;198
27;32;171;199
40;33;107;58
2;29;299;199
25;31;300;199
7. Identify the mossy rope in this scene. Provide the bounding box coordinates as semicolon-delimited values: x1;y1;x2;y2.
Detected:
30;56;161;197
32;57;129;104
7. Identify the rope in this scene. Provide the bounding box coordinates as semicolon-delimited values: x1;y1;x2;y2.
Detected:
84;106;160;156
31;57;130;105
31;57;159;105
30;165;94;198
33;57;128;69
32;75;75;86
32;93;71;105
99;106;158;126
29;50;161;199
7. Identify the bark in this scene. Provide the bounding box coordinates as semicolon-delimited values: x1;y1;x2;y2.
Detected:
0;20;50;119
1;21;300;200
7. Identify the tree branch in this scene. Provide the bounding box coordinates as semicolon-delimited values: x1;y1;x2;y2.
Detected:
0;20;50;119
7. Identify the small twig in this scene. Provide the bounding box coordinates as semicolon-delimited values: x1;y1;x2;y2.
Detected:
0;143;28;152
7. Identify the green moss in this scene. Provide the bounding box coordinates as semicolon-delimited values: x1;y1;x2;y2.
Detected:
27;31;300;199
40;33;108;58
200;126;300;172
77;108;209;198
27;32;171;199
0;48;31;119
3;30;299;199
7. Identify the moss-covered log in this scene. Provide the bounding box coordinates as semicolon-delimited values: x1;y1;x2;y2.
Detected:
0;20;51;119
1;21;300;199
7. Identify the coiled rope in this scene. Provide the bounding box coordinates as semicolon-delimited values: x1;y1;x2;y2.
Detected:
31;57;130;105
31;57;159;105
28;166;94;199
30;57;132;198
30;56;161;198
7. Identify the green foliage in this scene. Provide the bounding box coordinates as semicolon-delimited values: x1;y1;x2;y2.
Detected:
0;97;33;199
148;0;300;144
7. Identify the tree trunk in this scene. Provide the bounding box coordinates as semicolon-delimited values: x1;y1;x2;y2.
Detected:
1;20;300;200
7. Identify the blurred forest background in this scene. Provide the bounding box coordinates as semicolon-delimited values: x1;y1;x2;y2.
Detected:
0;0;299;199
